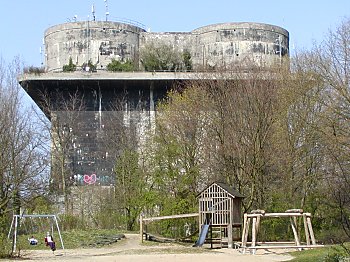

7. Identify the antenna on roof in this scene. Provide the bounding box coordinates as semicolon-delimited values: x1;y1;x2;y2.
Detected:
104;0;109;21
92;4;96;21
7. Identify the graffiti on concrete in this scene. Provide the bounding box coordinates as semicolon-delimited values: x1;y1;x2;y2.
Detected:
83;174;97;184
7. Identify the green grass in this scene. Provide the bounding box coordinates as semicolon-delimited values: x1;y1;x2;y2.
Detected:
289;244;350;262
14;229;125;251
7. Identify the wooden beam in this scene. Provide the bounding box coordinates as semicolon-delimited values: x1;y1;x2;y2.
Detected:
246;212;308;218
307;216;316;245
303;214;310;246
290;217;301;247
251;217;257;254
143;213;199;223
237;241;303;244
241;216;251;254
245;245;324;250
228;223;233;248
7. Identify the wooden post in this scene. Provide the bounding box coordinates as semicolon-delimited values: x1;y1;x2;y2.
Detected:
241;214;249;246
241;214;250;254
306;215;316;245
303;213;310;246
255;215;261;237
241;214;246;246
251;216;257;254
139;214;144;243
290;216;301;247
228;223;233;248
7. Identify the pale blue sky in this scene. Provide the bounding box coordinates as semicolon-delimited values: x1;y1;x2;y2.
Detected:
0;0;349;66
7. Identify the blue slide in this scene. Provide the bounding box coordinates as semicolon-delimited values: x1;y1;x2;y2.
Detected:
194;224;210;247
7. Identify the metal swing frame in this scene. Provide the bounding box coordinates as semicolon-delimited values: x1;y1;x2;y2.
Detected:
7;214;65;253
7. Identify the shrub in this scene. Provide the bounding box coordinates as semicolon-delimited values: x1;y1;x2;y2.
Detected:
0;234;11;258
23;66;45;75
62;57;76;72
82;60;96;72
140;43;192;72
59;214;86;231
182;50;192;71
106;59;135;72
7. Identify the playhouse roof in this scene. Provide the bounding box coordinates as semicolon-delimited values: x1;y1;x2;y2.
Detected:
198;182;245;198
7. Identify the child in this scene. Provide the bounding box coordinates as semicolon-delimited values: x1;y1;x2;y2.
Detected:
28;236;38;245
44;232;56;251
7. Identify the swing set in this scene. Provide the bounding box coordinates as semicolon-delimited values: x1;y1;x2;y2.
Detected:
7;214;65;253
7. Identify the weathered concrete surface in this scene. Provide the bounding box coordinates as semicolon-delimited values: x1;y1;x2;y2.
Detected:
45;21;144;72
44;21;289;72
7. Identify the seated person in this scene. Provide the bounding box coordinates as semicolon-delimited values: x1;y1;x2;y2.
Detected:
44;232;56;251
28;236;38;245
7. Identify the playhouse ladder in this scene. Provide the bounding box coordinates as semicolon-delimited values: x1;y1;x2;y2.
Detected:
209;225;227;248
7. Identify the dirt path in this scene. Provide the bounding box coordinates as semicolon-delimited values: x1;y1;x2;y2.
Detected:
13;234;294;262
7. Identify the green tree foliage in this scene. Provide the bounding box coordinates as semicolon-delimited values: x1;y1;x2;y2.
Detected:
106;59;135;72
114;149;150;230
140;43;192;71
182;50;192;71
307;18;350;241
62;57;76;72
0;58;49;254
154;88;212;198
144;46;348;241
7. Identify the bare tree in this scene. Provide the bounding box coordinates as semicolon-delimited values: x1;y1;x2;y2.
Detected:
0;57;49;227
156;87;213;192
272;59;325;211
307;18;350;239
100;92;156;230
38;89;85;214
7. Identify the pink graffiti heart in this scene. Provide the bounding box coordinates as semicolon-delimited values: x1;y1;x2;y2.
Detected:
83;174;97;185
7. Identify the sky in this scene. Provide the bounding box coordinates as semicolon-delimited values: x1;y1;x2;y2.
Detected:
0;0;349;67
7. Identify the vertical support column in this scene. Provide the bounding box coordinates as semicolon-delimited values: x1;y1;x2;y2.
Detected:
210;224;213;249
228;223;233;248
255;215;261;238
149;81;155;131
54;215;65;250
290;216;301;248
306;214;316;245
303;213;310;246
13;215;18;253
241;215;251;254
251;216;257;255
139;214;144;243
241;214;248;246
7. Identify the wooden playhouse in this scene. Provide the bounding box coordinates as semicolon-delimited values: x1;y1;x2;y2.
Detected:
197;182;244;248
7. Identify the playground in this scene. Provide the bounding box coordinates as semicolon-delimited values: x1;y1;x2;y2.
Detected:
6;182;323;261
14;233;294;262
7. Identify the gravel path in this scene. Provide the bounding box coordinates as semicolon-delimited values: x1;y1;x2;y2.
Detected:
10;234;294;262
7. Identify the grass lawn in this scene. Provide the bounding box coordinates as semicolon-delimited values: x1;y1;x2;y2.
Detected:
13;229;125;251
289;244;350;261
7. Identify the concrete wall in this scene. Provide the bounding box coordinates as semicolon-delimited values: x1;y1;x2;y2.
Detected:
45;21;145;71
190;22;289;68
44;21;289;71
